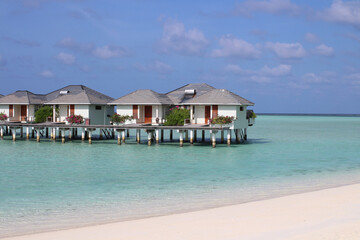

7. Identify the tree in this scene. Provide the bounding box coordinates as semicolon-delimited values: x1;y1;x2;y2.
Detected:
34;106;53;123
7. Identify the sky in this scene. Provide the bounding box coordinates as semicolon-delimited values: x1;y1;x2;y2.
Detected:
0;0;360;114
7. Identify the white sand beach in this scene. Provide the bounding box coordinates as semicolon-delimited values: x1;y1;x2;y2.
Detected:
4;183;360;240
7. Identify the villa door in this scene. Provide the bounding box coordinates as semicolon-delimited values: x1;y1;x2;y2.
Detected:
70;105;75;115
21;105;27;121
205;106;210;124
144;106;152;123
212;105;218;118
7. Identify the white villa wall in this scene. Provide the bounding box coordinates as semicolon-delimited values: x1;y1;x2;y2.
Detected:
75;105;89;119
28;105;35;121
218;105;237;118
194;106;205;124
59;105;68;122
116;105;133;116
0;105;9;116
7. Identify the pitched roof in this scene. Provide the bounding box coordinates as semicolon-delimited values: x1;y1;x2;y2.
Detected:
0;91;47;104
184;89;254;106
166;83;215;104
110;89;173;105
0;94;3;98
45;85;113;104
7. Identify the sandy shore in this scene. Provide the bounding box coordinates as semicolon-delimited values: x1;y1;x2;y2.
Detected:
3;183;360;240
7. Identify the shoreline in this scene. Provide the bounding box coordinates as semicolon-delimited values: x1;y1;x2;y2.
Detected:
3;182;360;240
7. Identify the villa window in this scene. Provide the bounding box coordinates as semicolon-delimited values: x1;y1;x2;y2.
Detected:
95;106;102;110
240;107;244;111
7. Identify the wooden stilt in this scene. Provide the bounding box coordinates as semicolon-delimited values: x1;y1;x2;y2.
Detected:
68;129;72;141
136;129;140;143
147;131;152;146
122;130;125;143
81;128;85;141
32;129;34;138
227;129;231;145
117;131;121;145
194;130;197;142
61;129;65;143
0;127;3;139
244;128;247;141
155;129;159;144
170;130;173;141
190;130;194;144
6;127;8;135
202;130;205;142
26;127;30;139
179;131;184;147
20;127;23;138
88;131;92;144
236;129;240;143
185;130;188;142
211;132;216;148
127;129;130;138
161;129;164;142
46;128;49;138
221;130;224;144
36;130;40;142
99;129;103;140
12;129;16;141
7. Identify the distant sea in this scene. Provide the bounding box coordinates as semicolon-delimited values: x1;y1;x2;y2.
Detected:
1;115;360;238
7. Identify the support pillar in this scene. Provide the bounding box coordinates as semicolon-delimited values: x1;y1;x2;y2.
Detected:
236;129;240;143
36;129;40;142
6;127;8;135
227;129;231;145
20;127;23;138
170;130;173;141
221;130;224;144
194;130;197;142
81;128;85;141
53;128;56;140
136;129;140;143
161;129;164;142
61;129;65;143
127;129;130;138
88;131;92;144
244;128;247;141
50;128;53;140
12;129;16;141
0;127;3;139
46;128;49;138
26;127;30;139
211;132;217;148
117;131;121;145
31;129;34;138
68;129;72;141
147;131;152;146
202;130;205;142
122;130;126;143
179;131;184;147
155;129;159;144
99;129;103;140
190;130;194;144
185;130;188;142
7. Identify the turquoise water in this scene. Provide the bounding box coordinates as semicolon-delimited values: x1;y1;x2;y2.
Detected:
1;115;360;237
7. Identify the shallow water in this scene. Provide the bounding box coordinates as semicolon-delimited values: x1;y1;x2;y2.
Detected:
1;115;360;237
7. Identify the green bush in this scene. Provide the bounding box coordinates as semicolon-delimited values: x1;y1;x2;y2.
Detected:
34;106;53;123
164;108;190;126
111;113;133;124
252;112;257;119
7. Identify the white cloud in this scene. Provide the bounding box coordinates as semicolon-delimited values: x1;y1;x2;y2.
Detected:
303;73;332;83
135;61;173;74
225;64;292;83
92;45;129;59
0;55;7;66
261;64;292;76
40;70;54;78
265;42;306;59
233;0;300;16
56;52;76;64
319;0;360;28
157;19;208;55
56;37;94;54
212;35;261;58
313;44;334;56
346;73;360;85
305;33;320;43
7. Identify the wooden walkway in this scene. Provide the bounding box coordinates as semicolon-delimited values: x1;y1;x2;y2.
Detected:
0;122;247;147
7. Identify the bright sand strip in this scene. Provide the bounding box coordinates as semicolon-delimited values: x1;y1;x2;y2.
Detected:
4;183;360;240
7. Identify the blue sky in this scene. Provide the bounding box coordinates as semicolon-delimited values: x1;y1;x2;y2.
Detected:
1;0;360;113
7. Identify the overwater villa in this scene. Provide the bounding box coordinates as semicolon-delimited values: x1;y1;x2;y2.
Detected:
0;83;255;147
0;90;47;122
44;85;114;125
